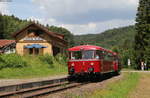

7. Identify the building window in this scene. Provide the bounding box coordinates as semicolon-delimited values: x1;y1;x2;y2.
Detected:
29;48;33;54
35;48;39;55
29;48;39;55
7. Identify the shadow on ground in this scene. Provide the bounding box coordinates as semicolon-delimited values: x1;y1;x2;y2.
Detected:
68;72;120;83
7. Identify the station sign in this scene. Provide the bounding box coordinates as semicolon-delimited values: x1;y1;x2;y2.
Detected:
22;37;45;41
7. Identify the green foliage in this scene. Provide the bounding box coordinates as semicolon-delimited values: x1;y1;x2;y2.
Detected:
0;54;67;79
38;54;55;68
55;53;68;66
38;54;68;68
74;26;135;49
47;25;75;47
1;15;29;39
111;46;137;68
144;45;150;66
135;0;150;68
0;54;27;69
90;73;139;98
0;13;4;39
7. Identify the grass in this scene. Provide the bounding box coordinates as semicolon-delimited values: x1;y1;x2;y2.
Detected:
89;73;139;98
128;73;150;98
0;54;67;79
122;68;136;71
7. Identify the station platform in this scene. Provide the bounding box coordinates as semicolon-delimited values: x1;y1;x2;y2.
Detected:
0;75;67;87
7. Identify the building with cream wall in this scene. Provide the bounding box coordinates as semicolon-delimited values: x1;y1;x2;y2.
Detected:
13;23;67;55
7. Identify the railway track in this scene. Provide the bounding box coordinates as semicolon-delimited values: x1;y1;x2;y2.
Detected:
0;73;118;98
0;77;87;98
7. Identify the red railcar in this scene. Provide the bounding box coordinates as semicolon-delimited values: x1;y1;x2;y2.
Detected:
68;45;121;77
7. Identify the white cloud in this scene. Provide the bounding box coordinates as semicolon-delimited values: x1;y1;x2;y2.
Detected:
0;3;9;14
60;19;135;35
31;0;138;35
29;16;135;35
32;0;138;17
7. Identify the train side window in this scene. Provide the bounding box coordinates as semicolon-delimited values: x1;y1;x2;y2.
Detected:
95;50;104;59
114;56;118;61
104;52;113;61
108;53;113;61
104;52;109;61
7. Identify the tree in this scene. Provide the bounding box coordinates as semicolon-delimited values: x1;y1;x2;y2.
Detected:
135;0;150;68
47;26;75;47
0;13;4;39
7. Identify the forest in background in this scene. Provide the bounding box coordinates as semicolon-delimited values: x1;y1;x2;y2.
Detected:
74;25;135;49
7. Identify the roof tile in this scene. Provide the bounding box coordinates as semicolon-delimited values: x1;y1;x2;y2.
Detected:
0;40;15;48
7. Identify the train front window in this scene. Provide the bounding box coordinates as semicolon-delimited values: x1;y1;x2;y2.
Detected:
70;50;95;60
83;50;94;59
71;51;82;60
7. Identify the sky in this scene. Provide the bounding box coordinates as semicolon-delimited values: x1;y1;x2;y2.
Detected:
0;0;139;35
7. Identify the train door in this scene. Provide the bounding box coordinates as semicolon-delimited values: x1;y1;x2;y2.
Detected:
96;50;104;72
101;51;108;72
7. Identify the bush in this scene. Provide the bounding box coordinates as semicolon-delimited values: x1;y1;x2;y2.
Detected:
38;54;68;68
38;54;55;68
55;53;68;66
0;53;68;70
0;54;27;69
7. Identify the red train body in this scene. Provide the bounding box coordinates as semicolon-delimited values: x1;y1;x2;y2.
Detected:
68;45;121;76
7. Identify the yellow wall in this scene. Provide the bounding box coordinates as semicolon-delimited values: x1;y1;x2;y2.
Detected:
16;42;53;55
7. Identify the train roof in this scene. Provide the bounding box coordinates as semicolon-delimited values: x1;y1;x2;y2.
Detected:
68;45;115;53
68;45;118;55
68;45;103;51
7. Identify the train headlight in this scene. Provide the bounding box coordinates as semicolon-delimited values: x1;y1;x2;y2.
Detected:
71;63;74;66
90;62;94;66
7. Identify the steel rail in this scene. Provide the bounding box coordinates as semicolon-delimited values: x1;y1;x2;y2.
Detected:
24;82;87;98
0;81;88;98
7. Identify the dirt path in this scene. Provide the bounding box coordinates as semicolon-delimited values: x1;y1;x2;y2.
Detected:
44;74;123;98
129;73;150;98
